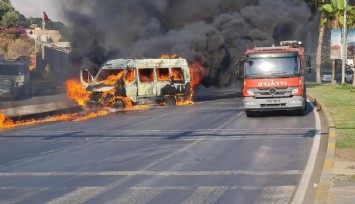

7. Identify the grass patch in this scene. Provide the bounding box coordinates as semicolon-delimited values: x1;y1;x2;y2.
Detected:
337;129;355;149
307;83;355;154
334;174;355;182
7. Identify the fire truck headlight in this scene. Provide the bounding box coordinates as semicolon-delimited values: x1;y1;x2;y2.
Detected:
247;89;254;96
261;62;273;72
292;88;299;94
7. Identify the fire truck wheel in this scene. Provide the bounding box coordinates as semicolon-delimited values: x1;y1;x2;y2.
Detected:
245;110;255;117
112;98;126;109
165;96;177;106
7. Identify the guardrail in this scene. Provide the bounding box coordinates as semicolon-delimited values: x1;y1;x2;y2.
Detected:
34;39;70;54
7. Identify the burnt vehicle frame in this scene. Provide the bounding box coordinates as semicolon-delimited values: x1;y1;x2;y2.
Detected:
80;58;191;108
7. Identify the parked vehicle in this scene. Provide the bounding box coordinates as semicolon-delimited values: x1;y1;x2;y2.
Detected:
236;41;311;117
80;58;191;108
321;72;332;82
0;60;32;100
334;60;354;83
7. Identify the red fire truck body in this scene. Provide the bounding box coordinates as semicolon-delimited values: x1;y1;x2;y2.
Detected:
239;41;311;117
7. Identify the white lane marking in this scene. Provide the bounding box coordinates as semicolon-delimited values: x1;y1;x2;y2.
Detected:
130;186;190;190
254;186;295;204
0;188;47;204
130;185;293;191
291;101;321;204
116;188;165;204
182;186;228;204
5;128;313;136
0;170;301;177
46;187;105;204
0;132;312;142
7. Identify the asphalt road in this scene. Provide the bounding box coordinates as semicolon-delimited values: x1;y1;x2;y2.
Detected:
0;87;318;204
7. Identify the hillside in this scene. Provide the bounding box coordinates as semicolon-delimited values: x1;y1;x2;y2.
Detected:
0;27;34;59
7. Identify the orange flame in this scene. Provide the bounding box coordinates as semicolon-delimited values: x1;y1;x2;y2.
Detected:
175;61;205;105
101;71;125;85
156;68;170;81
189;61;205;97
0;112;46;130
0;112;14;130
160;54;180;59
124;69;135;84
0;109;115;130
65;79;90;106
171;68;184;80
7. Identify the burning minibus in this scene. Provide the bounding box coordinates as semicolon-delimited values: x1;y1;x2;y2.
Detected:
80;58;192;108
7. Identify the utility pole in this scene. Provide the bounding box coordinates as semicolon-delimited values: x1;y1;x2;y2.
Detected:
342;0;348;84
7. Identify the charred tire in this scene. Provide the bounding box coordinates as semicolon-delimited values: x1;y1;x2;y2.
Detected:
245;110;255;117
165;96;177;106
111;98;126;109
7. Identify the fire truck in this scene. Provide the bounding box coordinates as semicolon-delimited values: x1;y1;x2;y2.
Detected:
236;41;311;117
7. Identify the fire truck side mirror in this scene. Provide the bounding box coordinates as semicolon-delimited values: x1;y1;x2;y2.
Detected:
235;58;245;77
235;58;245;67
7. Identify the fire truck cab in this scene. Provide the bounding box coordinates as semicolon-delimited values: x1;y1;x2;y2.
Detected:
236;41;311;117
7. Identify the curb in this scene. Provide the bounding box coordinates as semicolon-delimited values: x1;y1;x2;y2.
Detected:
1;101;79;118
307;93;336;204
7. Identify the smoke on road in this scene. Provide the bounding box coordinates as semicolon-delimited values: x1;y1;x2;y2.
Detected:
62;0;314;87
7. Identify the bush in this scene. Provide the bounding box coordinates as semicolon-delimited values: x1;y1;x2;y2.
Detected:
0;27;34;59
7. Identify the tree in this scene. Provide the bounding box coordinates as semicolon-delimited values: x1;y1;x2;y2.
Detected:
305;0;330;84
17;12;30;28
1;10;19;28
319;0;355;28
319;0;355;85
0;0;14;21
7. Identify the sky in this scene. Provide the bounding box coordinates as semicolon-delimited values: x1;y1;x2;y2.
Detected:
11;0;64;22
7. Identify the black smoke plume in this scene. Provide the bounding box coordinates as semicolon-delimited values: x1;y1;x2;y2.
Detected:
62;0;314;87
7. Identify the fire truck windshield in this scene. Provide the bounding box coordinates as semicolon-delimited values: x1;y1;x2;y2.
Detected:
245;55;300;78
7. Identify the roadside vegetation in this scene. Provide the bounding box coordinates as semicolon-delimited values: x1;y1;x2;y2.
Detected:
0;27;34;59
306;0;355;85
0;0;70;59
307;83;355;160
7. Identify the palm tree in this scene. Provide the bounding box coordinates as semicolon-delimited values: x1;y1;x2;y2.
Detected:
318;0;355;84
305;0;330;84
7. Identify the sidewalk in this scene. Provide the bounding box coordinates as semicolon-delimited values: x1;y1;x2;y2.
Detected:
328;161;355;204
0;94;78;117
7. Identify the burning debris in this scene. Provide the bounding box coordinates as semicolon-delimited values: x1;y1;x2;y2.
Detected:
61;0;314;88
0;109;117;130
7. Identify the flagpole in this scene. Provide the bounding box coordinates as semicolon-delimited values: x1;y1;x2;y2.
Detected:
42;10;45;31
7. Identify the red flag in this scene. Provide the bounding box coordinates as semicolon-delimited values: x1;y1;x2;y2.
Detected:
43;11;49;23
